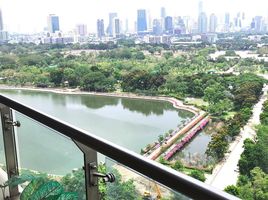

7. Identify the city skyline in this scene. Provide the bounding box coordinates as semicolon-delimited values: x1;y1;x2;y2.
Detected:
1;0;268;33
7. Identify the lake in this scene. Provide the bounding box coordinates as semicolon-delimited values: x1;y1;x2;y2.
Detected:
0;89;210;175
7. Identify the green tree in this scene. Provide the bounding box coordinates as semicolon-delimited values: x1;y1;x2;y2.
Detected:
206;128;228;161
189;170;206;182
208;98;233;116
204;83;226;104
107;169;139;200
60;169;86;200
224;185;239;196
49;68;64;86
172;161;184;171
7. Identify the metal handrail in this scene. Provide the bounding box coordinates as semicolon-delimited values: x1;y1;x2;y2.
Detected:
0;94;239;200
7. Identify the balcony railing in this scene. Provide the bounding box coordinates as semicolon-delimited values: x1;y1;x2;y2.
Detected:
0;94;239;200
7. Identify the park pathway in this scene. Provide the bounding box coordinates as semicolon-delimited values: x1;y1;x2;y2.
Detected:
205;84;268;190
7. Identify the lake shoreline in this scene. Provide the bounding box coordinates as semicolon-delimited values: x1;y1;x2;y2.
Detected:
0;85;200;115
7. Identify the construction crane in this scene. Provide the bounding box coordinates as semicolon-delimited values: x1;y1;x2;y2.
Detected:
143;181;162;200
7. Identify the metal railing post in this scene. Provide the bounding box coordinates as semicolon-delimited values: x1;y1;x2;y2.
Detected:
74;141;99;200
0;104;19;198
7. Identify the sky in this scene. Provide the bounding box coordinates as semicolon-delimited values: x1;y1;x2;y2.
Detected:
1;0;268;33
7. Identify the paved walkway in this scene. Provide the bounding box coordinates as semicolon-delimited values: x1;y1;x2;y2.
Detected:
205;84;268;190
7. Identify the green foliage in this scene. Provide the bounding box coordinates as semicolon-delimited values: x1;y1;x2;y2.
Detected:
224;185;239;196
204;83;226;104
106;169;140;200
158;135;164;143
207;98;233;116
4;174;35;188
4;175;77;200
60;168;86;200
225;50;237;57
238;125;268;176
172;161;184;171
189;170;206;182
60;164;140;200
231;167;268;200
206;128;228;161
56;192;78;200
30;181;64;200
159;156;170;165
20;178;46;200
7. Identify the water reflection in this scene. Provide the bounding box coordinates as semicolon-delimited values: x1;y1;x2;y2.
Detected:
121;98;174;116
80;95;119;109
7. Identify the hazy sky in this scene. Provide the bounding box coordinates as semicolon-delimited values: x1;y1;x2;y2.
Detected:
1;0;268;33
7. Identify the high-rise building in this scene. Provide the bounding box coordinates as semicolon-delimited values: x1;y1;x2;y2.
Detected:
137;9;147;33
0;9;3;31
251;18;256;29
209;13;217;33
161;7;166;19
97;19;105;38
0;9;8;42
254;16;263;32
198;12;207;33
147;10;152;30
76;24;87;36
114;18;120;37
108;13;117;36
242;12;245;20
153;19;162;35
225;13;230;26
125;19;129;33
48;14;60;33
182;16;191;34
165;16;173;34
198;1;203;15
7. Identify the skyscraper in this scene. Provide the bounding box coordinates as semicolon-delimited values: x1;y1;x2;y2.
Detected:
165;16;173;34
125;19;129;33
225;13;230;26
114;18;120;37
209;13;217;33
76;24;87;36
198;1;203;15
0;9;3;31
108;13;117;36
153;19;162;35
254;16;263;32
137;9;147;33
47;14;60;33
198;12;207;33
161;7;166;19
97;19;105;38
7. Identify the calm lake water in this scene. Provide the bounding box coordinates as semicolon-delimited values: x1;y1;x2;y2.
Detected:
0;89;210;175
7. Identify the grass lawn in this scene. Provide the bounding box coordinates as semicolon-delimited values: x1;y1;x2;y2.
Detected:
223;111;237;120
185;98;209;107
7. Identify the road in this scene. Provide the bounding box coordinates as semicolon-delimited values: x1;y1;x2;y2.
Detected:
205;84;268;190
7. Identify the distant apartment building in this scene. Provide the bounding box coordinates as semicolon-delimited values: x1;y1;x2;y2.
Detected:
198;12;207;33
0;8;8;42
209;13;217;33
254;16;263;32
137;9;147;33
165;16;173;34
108;13;117;36
97;19;105;38
153;19;162;35
161;7;166;19
114;18;120;37
0;9;3;31
48;14;60;33
76;24;87;36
